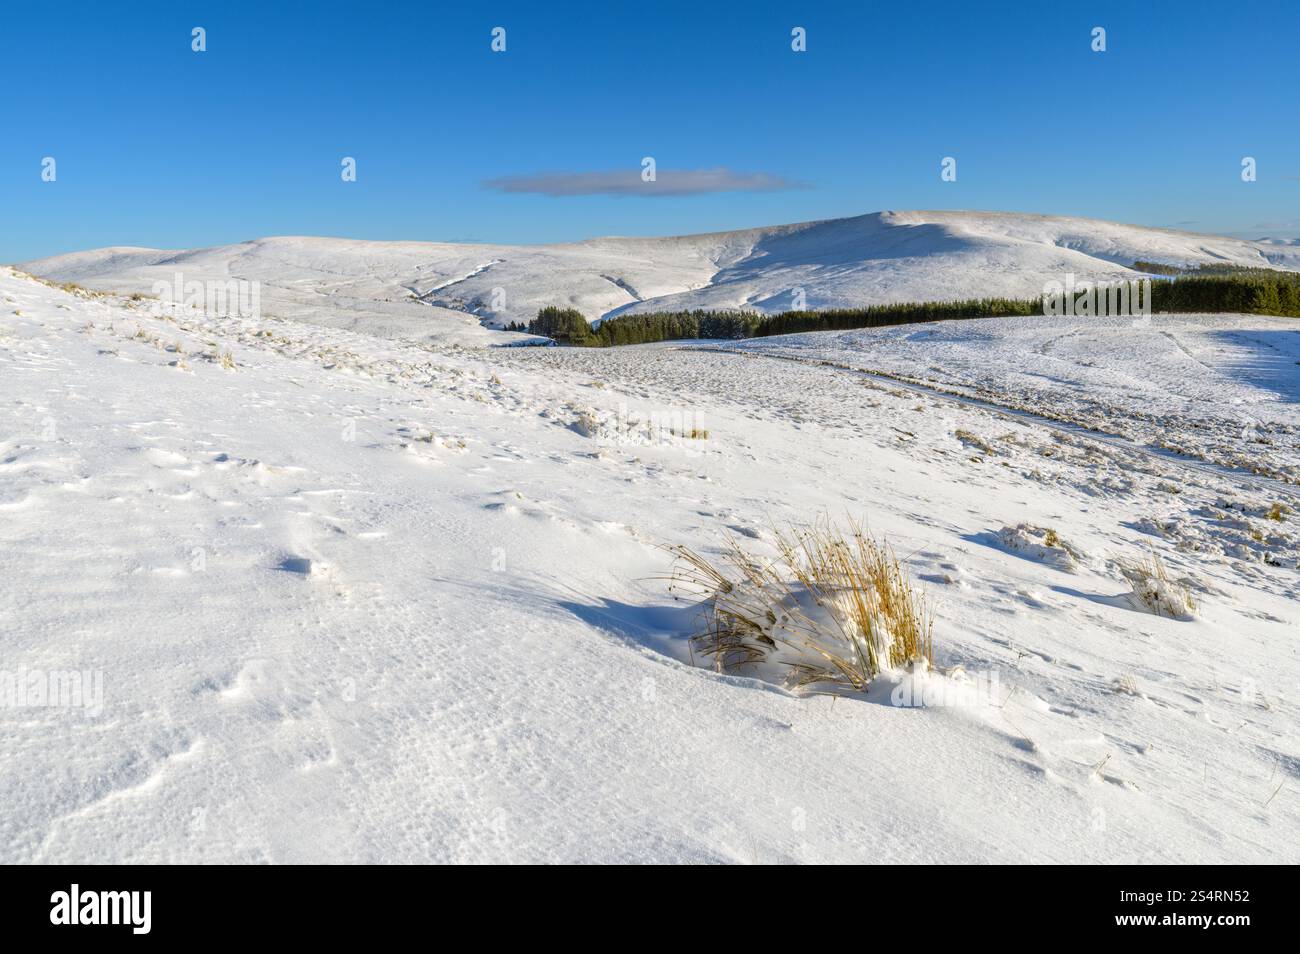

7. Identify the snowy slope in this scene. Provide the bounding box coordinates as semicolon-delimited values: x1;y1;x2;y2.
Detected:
3;266;1297;863
725;312;1300;484
21;211;1300;344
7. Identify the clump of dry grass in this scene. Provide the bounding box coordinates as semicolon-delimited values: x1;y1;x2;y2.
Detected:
954;428;995;456
571;408;601;438
1112;674;1141;695
1118;550;1196;619
668;518;932;691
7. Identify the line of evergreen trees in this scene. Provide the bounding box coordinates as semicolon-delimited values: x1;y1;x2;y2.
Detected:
520;271;1300;347
1131;260;1281;277
752;297;1043;337
521;307;763;344
518;306;593;340
1149;272;1300;315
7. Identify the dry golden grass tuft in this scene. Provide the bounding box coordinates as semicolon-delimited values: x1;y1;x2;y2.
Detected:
1118;550;1196;619
954;428;996;456
1112;674;1141;695
668;518;932;691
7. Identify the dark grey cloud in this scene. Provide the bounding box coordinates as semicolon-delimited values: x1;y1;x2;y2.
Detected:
483;167;807;197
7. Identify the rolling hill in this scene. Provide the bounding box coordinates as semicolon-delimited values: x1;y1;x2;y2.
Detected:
21;210;1300;345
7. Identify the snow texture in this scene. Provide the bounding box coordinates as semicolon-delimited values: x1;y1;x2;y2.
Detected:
4;211;1299;863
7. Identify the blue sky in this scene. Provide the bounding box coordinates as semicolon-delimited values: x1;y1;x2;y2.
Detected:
3;0;1297;261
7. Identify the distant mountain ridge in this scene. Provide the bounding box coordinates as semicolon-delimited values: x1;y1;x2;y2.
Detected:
22;210;1300;345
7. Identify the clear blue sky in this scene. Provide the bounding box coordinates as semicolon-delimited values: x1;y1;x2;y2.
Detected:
3;0;1297;261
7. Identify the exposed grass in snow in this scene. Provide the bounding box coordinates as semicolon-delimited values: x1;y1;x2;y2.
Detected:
1118;550;1197;619
672;426;709;440
996;523;1083;571
668;518;932;691
954;427;997;456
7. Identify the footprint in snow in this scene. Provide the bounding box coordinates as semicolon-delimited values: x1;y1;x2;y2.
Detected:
277;555;317;576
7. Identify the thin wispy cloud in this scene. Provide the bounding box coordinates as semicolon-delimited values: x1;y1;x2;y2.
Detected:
1222;218;1300;241
483;167;807;197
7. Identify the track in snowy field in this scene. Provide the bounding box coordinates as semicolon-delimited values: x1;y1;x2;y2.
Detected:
689;344;1300;505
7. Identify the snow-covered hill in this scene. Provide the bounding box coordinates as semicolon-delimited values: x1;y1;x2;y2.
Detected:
3;264;1298;863
21;211;1300;345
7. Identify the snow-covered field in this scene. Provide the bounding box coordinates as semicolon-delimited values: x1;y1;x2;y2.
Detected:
727;313;1300;489
24;210;1300;333
3;259;1297;864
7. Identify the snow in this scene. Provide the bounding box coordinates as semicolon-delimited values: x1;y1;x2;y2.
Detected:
3;243;1299;862
22;210;1300;338
725;312;1300;486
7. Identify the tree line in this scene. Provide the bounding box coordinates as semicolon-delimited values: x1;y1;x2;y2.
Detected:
513;272;1300;347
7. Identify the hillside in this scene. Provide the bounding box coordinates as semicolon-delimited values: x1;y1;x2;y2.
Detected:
3;263;1297;862
22;211;1300;345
